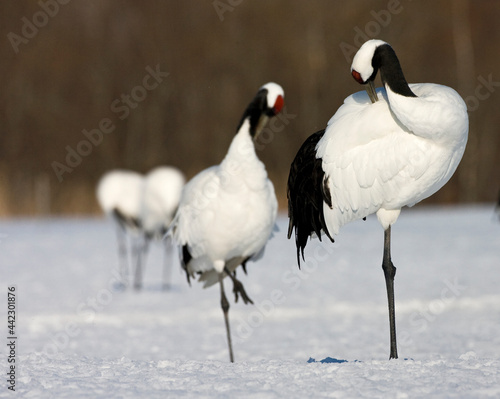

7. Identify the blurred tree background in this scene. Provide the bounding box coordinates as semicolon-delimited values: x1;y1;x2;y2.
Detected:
0;0;499;216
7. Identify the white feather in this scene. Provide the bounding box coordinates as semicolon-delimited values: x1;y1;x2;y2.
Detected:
96;170;144;226
171;119;278;284
317;84;468;235
141;166;185;238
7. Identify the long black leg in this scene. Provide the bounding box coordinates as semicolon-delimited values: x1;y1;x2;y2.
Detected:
115;224;128;290
382;225;398;359
223;267;254;305
162;238;172;291
219;275;234;363
134;236;150;291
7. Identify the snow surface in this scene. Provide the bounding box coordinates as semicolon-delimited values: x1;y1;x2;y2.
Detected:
1;205;500;398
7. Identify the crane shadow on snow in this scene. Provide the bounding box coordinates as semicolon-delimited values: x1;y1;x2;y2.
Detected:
307;357;414;364
307;357;350;364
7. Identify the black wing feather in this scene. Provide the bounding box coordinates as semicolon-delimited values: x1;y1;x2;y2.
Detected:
287;129;333;267
181;245;193;285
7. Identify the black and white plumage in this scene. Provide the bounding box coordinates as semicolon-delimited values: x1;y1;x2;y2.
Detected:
96;170;144;289
170;82;285;362
136;166;185;290
96;167;185;290
287;39;468;359
286;129;332;264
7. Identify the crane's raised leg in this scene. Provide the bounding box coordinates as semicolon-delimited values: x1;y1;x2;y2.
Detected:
223;267;253;304
219;275;235;363
382;225;398;359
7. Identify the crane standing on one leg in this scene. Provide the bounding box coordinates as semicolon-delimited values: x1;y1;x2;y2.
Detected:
170;82;285;362
287;39;468;359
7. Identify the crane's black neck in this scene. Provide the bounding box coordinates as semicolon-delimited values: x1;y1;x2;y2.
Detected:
372;44;416;98
236;88;268;138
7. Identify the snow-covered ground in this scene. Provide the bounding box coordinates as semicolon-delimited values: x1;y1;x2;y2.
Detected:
1;205;500;398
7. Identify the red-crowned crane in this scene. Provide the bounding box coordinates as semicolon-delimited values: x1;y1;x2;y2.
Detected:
170;82;285;362
96;170;144;289
97;167;185;290
138;166;185;290
287;39;468;359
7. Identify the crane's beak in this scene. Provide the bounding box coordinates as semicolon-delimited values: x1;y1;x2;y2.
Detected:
366;80;378;104
253;114;269;142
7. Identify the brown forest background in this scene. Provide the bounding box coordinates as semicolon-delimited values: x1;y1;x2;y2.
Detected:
1;0;499;216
